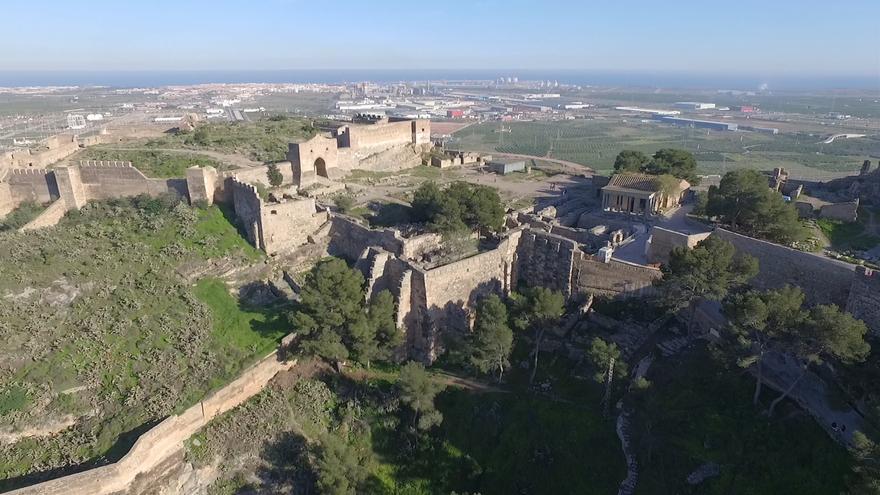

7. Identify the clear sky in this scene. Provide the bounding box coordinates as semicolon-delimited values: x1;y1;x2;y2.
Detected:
2;0;879;76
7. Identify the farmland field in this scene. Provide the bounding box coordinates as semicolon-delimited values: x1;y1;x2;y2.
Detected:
451;119;879;180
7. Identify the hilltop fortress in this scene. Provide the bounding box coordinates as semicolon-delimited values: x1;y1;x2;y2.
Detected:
2;118;880;364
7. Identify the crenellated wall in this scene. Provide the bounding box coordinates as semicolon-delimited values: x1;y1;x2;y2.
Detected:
7;168;59;204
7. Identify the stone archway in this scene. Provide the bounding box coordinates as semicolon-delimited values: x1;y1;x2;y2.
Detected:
314;157;328;178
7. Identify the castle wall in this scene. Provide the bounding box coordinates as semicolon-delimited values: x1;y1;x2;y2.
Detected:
338;119;428;151
19;199;69;231
846;266;880;336
713;229;856;306
8;168;59;204
574;257;661;297
78;161;173;199
646;226;712;265
54;166;88;209
420;231;522;336
259;197;328;255
0;183;12;217
0;134;80;170
327;216;405;260
229;178;264;250
287;135;340;187
819;200;859;222
186;166;218;205
6;350;295;495
516;230;577;295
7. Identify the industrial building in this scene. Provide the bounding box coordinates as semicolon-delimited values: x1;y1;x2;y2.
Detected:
674;102;716;110
655;115;738;131
488;159;526;175
615;106;681;116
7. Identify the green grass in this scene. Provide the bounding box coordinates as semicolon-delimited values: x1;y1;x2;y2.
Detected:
0;202;46;231
0;198;277;488
817;216;880;251
0;386;30;416
630;345;853;495
75;149;231;178
148;116;316;162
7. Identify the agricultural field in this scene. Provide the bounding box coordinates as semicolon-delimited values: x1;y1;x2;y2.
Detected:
451;119;878;180
0;196;285;490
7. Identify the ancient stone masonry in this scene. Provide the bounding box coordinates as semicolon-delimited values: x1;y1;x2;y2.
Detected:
846;266;880;336
228;177;328;255
574;256;661;297
646;227;712;265
516;230;577;295
712;229;857;307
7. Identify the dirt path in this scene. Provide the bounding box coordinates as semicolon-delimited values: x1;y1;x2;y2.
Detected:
97;146;264;169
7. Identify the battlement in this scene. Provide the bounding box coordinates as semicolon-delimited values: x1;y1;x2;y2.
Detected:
10;168;52;177
79;160;134;168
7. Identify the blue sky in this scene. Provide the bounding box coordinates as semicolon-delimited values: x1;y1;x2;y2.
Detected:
2;0;879;75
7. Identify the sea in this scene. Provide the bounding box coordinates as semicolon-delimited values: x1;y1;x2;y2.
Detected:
0;69;877;91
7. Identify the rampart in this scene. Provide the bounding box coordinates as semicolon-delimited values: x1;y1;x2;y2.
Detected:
19;199;69;231
6;350;295;495
7;168;59;204
574;256;661;297
0;134;80;170
516;230;577;295
646;226;712;264
336;119;430;150
712;229;856;306
227;177;328;255
846;266;880;336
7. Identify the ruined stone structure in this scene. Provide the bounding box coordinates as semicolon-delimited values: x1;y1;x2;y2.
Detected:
229;178;329;255
284;118;432;187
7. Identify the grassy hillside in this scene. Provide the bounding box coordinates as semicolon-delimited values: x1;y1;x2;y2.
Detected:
0;196;283;489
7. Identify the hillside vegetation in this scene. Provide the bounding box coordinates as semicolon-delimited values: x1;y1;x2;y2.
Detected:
0;195;285;490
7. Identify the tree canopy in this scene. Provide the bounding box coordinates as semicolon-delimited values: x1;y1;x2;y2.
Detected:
655;235;758;315
289;258;401;367
613;150;650;173
468;294;514;380
705;169;808;244
266;162;284;187
398;361;447;431
612;148;700;184
411;181;505;236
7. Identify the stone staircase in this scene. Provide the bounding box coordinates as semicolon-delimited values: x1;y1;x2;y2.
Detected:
616;412;638;495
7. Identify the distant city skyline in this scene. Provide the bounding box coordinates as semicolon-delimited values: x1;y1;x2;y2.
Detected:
2;0;879;78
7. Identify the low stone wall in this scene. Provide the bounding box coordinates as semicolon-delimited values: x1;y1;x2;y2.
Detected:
646;226;712;265
7;350;295;495
712;229;856;306
19;199;69;231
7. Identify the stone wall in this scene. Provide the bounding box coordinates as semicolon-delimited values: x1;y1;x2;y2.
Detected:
713;229;856;306
337;119;428;150
229;178;264;250
327;215;405;260
287;135;341;187
259;197;328;255
516;230;577;295
78;161;175;200
846;266;880;336
574;256;661;297
7;351;295;495
0;183;12;217
0;134;80;170
819;200;859;222
185;166;218;205
7;168;58;204
646;226;712;264
19;199;69;231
